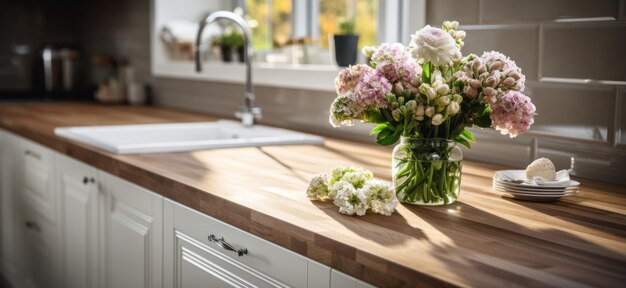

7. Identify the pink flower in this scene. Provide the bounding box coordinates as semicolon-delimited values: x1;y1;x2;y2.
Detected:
371;43;411;65
335;64;375;95
370;43;419;84
355;73;392;108
375;61;418;84
490;91;536;137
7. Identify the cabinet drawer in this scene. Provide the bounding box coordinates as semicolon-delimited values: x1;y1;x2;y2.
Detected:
20;205;56;288
18;138;55;221
171;201;309;287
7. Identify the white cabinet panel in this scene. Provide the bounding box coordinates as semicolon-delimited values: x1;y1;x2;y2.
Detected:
100;171;162;288
20;205;56;288
331;269;376;288
308;260;331;288
0;130;20;286
19;138;55;222
164;199;309;288
56;154;99;288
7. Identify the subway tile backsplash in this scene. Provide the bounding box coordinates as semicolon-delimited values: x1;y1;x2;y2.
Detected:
426;0;480;25
528;82;615;142
541;22;626;82
481;0;621;23
427;0;625;184
462;25;539;80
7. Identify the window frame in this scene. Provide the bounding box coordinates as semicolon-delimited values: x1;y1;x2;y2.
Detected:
151;0;426;91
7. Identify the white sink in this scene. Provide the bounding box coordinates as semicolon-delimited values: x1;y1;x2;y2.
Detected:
54;120;324;154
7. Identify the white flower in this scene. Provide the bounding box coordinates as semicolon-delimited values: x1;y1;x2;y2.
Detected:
306;173;329;201
328;180;352;200
361;179;398;216
329;94;364;128
425;106;435;117
426;87;437;99
410;25;460;66
361;45;377;58
432;114;444;125
436;96;450;107
447;101;460;115
416;103;425;116
436;84;450;96
333;182;368;216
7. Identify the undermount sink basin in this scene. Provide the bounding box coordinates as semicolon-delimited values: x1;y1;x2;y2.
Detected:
54;120;324;154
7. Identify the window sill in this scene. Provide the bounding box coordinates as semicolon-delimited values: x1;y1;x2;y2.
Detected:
152;60;340;92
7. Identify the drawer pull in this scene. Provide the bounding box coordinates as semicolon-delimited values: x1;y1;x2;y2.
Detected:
24;150;42;160
25;221;41;232
83;177;96;184
208;234;248;257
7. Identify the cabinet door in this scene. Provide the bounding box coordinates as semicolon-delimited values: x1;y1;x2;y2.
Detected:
56;154;99;288
100;171;162;288
163;200;309;288
331;270;376;288
0;130;20;285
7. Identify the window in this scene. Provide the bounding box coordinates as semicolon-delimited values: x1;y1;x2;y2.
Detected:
319;0;378;49
245;0;292;51
243;0;389;64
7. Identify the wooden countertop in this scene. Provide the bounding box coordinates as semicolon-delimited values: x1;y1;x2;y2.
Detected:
1;102;625;287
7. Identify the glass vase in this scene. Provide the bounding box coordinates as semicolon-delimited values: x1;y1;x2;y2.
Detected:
392;137;463;205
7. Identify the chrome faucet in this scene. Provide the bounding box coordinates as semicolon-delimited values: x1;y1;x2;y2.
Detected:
195;11;261;127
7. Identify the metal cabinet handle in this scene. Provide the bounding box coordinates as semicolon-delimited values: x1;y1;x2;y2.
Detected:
208;234;248;257
25;221;41;232
83;176;96;184
24;149;42;160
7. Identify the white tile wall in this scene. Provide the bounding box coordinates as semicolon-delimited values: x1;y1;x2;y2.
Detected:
462;24;539;80
541;21;626;82
426;0;626;184
481;0;620;23
527;82;615;142
426;0;480;25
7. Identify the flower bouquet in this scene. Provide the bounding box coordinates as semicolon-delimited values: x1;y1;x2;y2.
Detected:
329;21;536;205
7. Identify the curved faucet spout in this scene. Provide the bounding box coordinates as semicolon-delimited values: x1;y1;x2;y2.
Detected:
195;11;260;126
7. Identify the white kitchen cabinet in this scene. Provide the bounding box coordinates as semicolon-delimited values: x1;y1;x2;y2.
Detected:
0;130;20;286
15;135;58;288
56;154;99;288
163;199;324;288
0;132;375;288
331;269;376;288
99;171;163;288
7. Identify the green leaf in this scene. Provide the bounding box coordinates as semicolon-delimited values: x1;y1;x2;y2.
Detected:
475;106;492;128
376;124;403;146
449;122;466;139
454;136;471;149
461;128;476;143
421;62;431;84
370;123;388;135
363;109;385;123
475;113;492;128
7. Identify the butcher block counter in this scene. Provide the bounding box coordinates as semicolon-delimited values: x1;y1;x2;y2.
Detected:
1;102;625;287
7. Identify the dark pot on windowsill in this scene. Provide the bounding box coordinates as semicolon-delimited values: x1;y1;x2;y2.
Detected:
334;34;359;67
220;45;233;62
237;46;245;63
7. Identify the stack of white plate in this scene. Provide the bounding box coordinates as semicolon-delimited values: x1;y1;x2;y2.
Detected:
493;170;580;202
